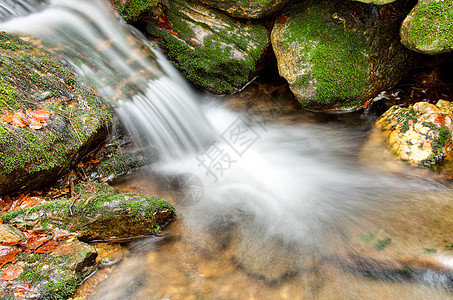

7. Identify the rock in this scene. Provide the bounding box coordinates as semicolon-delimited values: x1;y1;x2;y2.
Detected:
0;224;27;243
0;33;113;195
197;0;289;19
370;100;453;176
271;0;417;111
145;0;271;94
400;0;453;55
352;0;397;4
0;238;96;300
111;0;159;23
0;182;177;242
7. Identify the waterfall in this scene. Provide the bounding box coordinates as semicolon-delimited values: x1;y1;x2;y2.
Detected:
0;0;215;160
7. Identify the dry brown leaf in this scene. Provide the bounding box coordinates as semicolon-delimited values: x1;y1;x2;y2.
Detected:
0;265;23;281
14;282;36;299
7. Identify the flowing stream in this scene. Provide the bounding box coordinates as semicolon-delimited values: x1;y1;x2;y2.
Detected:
2;0;453;299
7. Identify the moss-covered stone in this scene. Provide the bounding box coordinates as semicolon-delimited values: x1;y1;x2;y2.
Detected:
271;0;417;111
0;32;113;195
400;0;453;55
371;100;453;176
145;0;271;94
0;239;96;300
112;0;159;23
1;182;177;241
197;0;289;19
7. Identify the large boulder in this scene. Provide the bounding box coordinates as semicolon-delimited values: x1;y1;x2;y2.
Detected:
196;0;289;19
369;100;453;176
145;0;271;94
271;0;418;111
400;0;453;55
1;182;177;241
0;32;113;195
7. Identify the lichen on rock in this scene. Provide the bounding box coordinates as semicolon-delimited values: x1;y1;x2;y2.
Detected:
197;0;289;19
371;100;453;176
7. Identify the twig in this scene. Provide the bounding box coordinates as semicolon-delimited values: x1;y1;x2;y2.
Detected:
69;192;81;216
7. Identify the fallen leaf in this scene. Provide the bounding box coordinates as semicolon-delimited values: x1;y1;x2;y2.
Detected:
0;110;13;123
167;29;178;36
28;120;43;130
157;15;171;29
31;108;51;123
25;234;52;252
277;15;287;24
34;240;71;253
11;109;27;128
0;265;23;281
16;196;44;209
51;228;72;241
0;249;21;268
14;282;36;299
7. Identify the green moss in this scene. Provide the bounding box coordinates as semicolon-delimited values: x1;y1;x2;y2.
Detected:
408;1;453;51
115;0;159;22
42;275;80;299
146;0;269;94
419;123;451;167
374;237;392;250
282;4;369;107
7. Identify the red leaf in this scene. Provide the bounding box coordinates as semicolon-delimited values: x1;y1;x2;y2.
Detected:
34;240;71;254
14;282;36;299
0;265;23;281
434;116;446;128
157;15;171;29
0;110;13;123
16;196;44;209
167;29;178;36
277;15;287;24
0;249;21;268
25;234;52;252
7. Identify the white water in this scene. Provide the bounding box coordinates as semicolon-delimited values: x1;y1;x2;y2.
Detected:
2;0;452;298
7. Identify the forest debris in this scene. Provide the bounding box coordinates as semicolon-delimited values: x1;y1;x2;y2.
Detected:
0;108;51;129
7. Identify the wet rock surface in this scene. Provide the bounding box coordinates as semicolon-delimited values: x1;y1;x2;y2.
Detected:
400;0;453;55
271;0;417;111
197;0;289;19
144;0;271;94
0;32;113;195
369;100;453;177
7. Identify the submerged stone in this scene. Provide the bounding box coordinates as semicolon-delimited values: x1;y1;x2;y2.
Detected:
0;182;177;241
370;100;453;176
400;0;453;55
145;0;271;94
0;32;113;195
271;0;417;111
197;0;289;19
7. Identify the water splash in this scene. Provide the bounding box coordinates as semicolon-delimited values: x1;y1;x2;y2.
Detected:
0;0;215;159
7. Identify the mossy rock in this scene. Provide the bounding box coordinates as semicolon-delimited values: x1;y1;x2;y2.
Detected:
352;0;397;4
400;0;453;55
111;0;159;23
145;0;271;94
197;0;289;19
0;239;96;300
1;182;177;241
371;100;453;176
271;0;417;111
0;32;113;195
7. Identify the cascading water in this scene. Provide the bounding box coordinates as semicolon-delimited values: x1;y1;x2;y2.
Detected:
2;0;453;299
0;0;215;159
